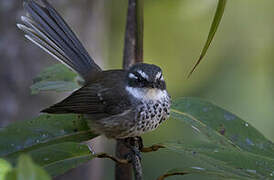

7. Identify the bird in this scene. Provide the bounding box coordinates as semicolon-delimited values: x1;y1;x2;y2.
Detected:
17;0;171;140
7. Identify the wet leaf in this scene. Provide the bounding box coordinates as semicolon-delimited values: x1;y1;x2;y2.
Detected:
35;142;93;177
31;81;79;94
33;64;77;82
188;0;227;77
31;64;80;94
0;114;97;160
171;97;274;158
164;141;273;179
5;143;94;177
166;97;274;179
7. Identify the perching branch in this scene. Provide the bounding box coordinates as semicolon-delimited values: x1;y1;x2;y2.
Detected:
96;153;129;164
141;144;165;153
122;0;144;70
116;0;144;180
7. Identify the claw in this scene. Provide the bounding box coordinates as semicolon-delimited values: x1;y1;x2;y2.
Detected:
87;143;95;155
122;136;143;162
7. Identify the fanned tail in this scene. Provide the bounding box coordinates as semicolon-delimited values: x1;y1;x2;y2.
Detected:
17;0;101;81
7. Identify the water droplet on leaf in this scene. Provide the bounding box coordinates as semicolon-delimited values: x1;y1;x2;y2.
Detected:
191;167;205;171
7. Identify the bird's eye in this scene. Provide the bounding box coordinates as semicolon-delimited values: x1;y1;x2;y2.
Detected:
137;76;143;82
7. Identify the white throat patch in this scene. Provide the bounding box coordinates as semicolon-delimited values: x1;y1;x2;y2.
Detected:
126;86;167;101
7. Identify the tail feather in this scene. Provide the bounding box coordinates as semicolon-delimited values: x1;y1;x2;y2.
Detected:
17;18;78;72
18;0;101;80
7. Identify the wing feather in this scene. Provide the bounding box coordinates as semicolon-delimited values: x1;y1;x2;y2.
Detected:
41;70;131;115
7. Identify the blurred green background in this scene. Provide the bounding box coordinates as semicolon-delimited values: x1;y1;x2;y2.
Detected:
0;0;273;179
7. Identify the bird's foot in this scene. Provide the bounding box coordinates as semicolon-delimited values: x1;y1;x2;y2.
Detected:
87;143;96;155
123;136;143;161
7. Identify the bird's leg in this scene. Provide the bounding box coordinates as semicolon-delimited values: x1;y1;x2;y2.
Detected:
123;136;143;161
122;137;143;180
87;143;96;155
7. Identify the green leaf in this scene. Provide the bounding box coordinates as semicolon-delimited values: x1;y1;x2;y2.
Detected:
5;143;94;178
17;155;51;180
164;141;273;179
188;0;227;77
0;114;98;160
5;155;51;180
166;97;274;179
31;81;79;94
171;97;274;158
0;159;12;180
3;143;94;177
33;64;77;82
31;64;80;94
27;142;94;177
157;167;251;180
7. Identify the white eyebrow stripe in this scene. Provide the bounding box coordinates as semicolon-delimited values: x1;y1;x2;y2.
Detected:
137;70;149;80
129;73;138;79
155;72;162;80
160;75;164;81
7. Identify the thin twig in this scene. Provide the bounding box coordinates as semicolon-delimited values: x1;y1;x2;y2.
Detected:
96;153;129;164
157;172;190;180
116;0;144;179
141;144;165;153
115;139;133;180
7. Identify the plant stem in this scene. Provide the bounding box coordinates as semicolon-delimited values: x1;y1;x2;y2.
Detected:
115;0;144;180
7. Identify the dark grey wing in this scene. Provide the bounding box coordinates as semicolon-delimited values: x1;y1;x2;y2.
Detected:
17;0;101;81
42;84;103;114
41;71;131;115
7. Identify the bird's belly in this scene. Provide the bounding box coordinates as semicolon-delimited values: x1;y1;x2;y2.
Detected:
87;97;170;139
123;98;171;138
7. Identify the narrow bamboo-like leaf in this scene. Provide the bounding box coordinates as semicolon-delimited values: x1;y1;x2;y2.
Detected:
188;0;227;77
31;64;80;94
0;114;97;159
171;97;274;158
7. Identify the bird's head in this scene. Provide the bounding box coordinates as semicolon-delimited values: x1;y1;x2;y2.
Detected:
125;63;167;100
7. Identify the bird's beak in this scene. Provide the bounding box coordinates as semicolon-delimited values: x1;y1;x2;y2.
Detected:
149;83;157;89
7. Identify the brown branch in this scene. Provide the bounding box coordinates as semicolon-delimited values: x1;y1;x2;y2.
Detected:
96;153;129;164
116;0;144;180
157;172;190;180
141;144;165;153
115;139;133;180
122;0;144;70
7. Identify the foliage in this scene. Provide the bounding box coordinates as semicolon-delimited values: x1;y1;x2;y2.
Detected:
4;155;51;180
30;64;80;94
0;159;12;180
188;0;227;77
2;0;273;179
1;66;273;179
